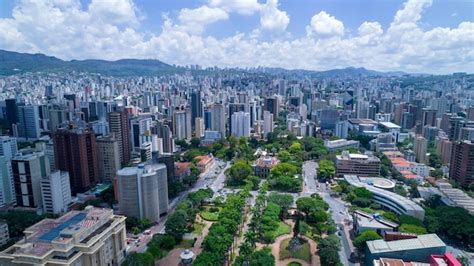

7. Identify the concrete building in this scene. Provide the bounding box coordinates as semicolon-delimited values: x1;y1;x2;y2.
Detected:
414;135;428;164
344;175;425;220
116;163;168;222
365;234;446;265
210;103;226;138
0;157;15;208
263;110;274;139
353;210;398;235
0;207;127;266
252;156;279;179
0;221;8;246
436;137;452;165
0;136;18;160
231;111;251;138
15;105;41;140
336;151;380;177
172;107;192;140
195;117;204;138
324;139;360;152
40;171;71;214
131;116;152;151
108;110;131;164
53;126;99;194
12;151;50;210
96;135;121;183
449;140;474;186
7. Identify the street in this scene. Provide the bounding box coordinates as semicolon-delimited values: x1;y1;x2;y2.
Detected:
126;158;230;253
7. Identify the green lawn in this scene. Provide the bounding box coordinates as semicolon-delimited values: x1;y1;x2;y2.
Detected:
200;211;219;221
271;221;292;239
287;262;302;266
192;222;205;235
279;238;311;262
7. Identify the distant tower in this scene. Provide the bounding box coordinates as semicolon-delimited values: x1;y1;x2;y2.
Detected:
108;110;131;164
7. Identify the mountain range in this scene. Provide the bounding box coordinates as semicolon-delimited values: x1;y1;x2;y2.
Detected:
0;49;412;77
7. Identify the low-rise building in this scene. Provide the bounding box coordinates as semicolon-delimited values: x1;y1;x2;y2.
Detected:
365;234;446;266
336;151;380;177
195;155;214;173
353;211;399;235
0;207;126;266
252;156;279;178
174;162;191;181
324;139;360;152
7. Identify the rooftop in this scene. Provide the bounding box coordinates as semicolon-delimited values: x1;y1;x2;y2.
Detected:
354;210;399;229
379;122;401;129
367;234;446;254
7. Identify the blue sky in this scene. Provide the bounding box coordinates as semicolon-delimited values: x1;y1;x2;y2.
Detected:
0;0;473;73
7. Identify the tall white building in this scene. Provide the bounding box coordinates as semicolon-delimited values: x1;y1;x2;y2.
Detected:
263;110;274;138
231;111;251;138
0;157;15;208
116;163;168;222
40;171;71;214
173;107;192;140
210;103;226;138
0;136;18;160
195;117;205;138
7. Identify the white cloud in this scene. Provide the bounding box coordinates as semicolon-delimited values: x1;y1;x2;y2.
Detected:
259;0;290;32
178;6;228;34
306;11;344;37
0;0;472;74
209;0;261;15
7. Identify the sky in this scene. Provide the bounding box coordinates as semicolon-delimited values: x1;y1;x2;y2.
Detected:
0;0;473;74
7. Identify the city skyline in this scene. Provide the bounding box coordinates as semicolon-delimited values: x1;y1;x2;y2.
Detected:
0;0;473;74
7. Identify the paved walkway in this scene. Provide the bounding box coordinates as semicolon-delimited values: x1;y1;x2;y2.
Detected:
156;218;213;266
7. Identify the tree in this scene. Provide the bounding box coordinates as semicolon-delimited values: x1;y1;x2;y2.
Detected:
267;192;294;218
227;160;253;186
165;210;188;241
268;162;301;192
318;159;335;181
354;230;382;250
122;252;154;266
318;235;341;266
430;168;443;178
428;153;442;168
353;187;373;199
190;137;201;148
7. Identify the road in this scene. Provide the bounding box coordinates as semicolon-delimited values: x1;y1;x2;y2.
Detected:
302;160;355;266
126;159;229;253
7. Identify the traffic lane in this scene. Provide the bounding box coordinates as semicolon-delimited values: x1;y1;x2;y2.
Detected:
338;223;355;266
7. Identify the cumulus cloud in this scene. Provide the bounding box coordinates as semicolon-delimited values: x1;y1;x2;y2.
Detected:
259;0;290;32
306;11;345;37
0;0;472;74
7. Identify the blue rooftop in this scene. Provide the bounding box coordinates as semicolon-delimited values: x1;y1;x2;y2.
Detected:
38;213;86;242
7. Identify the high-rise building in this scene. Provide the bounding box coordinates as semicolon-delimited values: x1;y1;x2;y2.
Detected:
131;116;152;151
356;100;370;119
12;151;50;209
414;135;428;164
460;127;474;141
195;117;205;138
422;108;437;127
0;207;127;265
116;163;168;222
263;110;274;138
264;96;280;120
96;135;121;182
436;137;452;165
448;116;464;141
0;157;15;208
5;99;18;134
53;126;99;194
155;153;175;183
210;103;226;138
191;91;203;129
153;122;174;153
0;136;18;160
450;141;474;186
48;106;69;133
108;110;131;164
15;105;41;140
40;171;71;214
173;107;192;140
231;111;251;138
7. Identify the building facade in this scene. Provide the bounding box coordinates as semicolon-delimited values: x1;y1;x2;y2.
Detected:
41;171;72;214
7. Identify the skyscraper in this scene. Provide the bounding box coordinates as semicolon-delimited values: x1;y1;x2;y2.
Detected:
131;116;152;151
5;98;17;134
96;135;121;182
263;110;274;138
53;126;99;194
191;91;203;129
414;135;428;164
0;136;18;160
16;105;41;140
231;111;251;138
108;110;131;164
210;103;226;138
0;157;15;208
40;171;71;214
449;141;474;186
12;151;51;209
172;107;192;140
116;163;168;222
264;96;280;120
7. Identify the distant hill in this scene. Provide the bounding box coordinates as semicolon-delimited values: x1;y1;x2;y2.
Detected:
0;50;176;76
0;49;413;77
